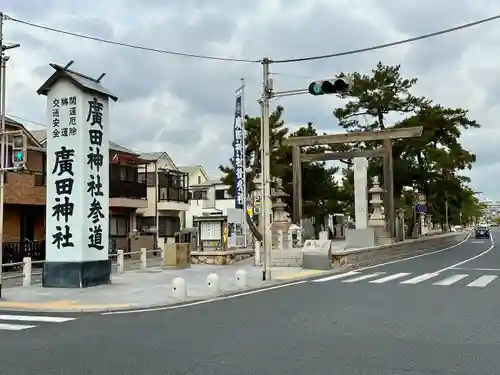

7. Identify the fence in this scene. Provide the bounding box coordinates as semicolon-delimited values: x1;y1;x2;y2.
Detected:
1;248;164;288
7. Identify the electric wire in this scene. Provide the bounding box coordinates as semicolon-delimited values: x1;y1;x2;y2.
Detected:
3;14;260;63
4;12;500;66
270;14;500;63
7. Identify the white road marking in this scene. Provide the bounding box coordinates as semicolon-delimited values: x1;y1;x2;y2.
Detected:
433;274;469;286
466;275;498;288
0;315;75;323
369;272;411;283
103;231;475;316
0;323;36;331
342;273;385;283
345;231;473;274
101;280;308;315
312;271;360;283
452;267;500;272
400;273;439;284
435;235;495;273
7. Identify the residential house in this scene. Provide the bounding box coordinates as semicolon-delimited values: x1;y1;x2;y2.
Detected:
137;152;190;247
178;165;209;187
31;130;148;252
2;117;46;263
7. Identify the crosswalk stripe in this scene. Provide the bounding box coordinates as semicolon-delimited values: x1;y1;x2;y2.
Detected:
0;323;36;331
342;272;385;283
0;315;75;323
466;275;498;287
369;273;411;284
313;271;359;283
400;273;439;284
433;274;469;286
312;271;360;283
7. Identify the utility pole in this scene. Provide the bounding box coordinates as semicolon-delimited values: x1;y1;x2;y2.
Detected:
261;58;272;280
0;13;20;298
0;11;4;298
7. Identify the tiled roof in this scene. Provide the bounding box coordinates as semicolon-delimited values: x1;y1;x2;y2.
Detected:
36;63;118;102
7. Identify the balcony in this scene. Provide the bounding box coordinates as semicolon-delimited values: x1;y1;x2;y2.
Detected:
110;180;148;209
157;170;189;211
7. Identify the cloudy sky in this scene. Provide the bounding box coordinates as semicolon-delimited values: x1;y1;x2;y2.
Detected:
2;0;500;201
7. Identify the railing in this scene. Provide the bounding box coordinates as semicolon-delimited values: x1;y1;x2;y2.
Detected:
2;240;45;272
158;186;189;203
110;180;147;199
1;247;164;287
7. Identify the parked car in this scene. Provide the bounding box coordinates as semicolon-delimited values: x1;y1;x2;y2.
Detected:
475;224;490;238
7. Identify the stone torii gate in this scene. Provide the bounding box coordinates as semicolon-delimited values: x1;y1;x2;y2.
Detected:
282;126;423;239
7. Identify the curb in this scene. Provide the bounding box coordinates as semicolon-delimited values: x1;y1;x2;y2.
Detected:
0;267;353;314
0;233;470;314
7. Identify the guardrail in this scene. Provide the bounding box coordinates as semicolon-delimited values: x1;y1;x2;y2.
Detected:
1;248;163;288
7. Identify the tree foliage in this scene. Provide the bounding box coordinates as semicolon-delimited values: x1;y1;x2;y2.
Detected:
334;61;482;225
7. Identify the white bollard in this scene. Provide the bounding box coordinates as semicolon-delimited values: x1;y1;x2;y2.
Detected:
117;250;125;274
206;273;221;294
235;268;248;289
140;248;147;270
22;257;32;287
172;277;187;299
254;241;261;266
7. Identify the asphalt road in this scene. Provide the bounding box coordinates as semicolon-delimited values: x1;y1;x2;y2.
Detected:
1;229;500;374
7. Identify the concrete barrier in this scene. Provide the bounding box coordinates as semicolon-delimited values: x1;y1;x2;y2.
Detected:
332;231;470;268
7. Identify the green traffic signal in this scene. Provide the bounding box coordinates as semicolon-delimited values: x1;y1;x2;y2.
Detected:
308;81;323;95
308;78;353;96
14;151;24;162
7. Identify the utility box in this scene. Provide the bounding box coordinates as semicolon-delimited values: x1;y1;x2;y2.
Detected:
163;243;191;269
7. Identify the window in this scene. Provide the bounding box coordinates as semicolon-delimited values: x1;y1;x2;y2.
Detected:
215;189;225;200
197;176;201;184
158;216;180;237
192;190;207;200
110;216;129;236
136;216;155;232
119;166;138;182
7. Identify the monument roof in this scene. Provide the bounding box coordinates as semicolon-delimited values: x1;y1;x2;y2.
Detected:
36;62;118;102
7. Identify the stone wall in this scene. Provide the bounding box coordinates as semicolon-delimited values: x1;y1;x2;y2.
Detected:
191;249;254;265
332;231;469;268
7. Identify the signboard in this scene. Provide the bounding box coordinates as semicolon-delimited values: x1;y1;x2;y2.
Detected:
415;204;426;214
46;79;109;262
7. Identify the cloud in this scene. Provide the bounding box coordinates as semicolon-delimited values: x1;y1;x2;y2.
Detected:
2;0;500;200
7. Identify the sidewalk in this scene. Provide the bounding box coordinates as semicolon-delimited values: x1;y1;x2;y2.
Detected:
0;264;336;312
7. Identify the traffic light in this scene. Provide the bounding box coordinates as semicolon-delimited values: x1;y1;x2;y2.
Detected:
308;77;353;96
11;132;27;169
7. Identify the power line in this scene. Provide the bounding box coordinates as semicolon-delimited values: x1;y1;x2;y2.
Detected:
6;113;46;127
3;14;260;64
270;14;500;64
4;12;500;69
270;72;315;80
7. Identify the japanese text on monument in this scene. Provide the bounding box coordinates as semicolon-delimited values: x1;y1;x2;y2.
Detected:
86;97;105;251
